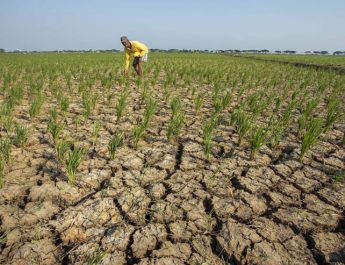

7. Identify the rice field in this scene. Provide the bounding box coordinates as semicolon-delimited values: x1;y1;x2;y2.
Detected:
0;52;344;264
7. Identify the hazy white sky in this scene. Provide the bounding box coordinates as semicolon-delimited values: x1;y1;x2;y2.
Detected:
1;0;344;52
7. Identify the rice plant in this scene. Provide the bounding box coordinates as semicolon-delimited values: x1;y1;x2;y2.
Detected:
56;140;71;164
65;146;85;184
167;111;185;141
49;107;58;122
59;95;70;116
132;124;146;149
170;97;182;118
0;137;11;164
232;109;252;145
14;123;29;147
29;93;45;119
116;89;128;122
2;115;13;133
222;91;232;110
194;92;205;113
48;119;64;144
143;97;157;128
300;117;324;159
82;92;98;119
87;248;107;265
324;95;343;132
91;120;102;146
108;132;124;159
0;161;5;188
298;98;319;134
250;126;267;159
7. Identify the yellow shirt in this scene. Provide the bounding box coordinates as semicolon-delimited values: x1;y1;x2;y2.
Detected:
124;41;149;70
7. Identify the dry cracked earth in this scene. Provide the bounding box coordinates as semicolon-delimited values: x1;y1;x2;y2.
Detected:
0;80;345;265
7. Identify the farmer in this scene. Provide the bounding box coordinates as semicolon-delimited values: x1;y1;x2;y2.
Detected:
121;36;149;76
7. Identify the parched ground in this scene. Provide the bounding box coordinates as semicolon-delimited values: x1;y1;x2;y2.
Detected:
0;54;345;265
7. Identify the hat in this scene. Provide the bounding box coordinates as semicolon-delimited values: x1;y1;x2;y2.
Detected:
120;36;129;42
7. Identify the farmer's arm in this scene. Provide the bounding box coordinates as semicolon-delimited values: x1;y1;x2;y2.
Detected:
124;49;130;73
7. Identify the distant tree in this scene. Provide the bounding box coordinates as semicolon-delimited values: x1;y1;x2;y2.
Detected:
333;51;345;56
313;51;321;54
275;50;282;54
261;49;269;54
283;50;296;54
0;48;5;53
320;51;329;55
305;51;312;54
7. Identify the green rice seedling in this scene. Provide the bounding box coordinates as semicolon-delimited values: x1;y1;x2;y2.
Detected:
2;115;14;134
132;124;146;149
213;97;223;114
194;92;205;113
141;82;149;103
170;97;182;118
29;94;44;119
108;132;124;159
14;123;29;147
9;86;24;106
56;140;71;164
0;137;11;187
65;146;85;184
48;119;64;144
143;97;157;128
222;91;232;110
324;95;343;132
74;115;83;130
0;160;5;188
163;84;171;101
298;98;319;134
0;137;11;164
82;92;98;119
167;112;185;141
116;89;128;122
91;120;102;146
82;94;92;119
59;95;70;115
87;248;107;265
49;107;58;122
300;117;324;159
250;126;267;159
236;110;252;145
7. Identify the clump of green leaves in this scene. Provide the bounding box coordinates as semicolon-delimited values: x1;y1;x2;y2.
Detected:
56;140;71;164
298;98;319;135
0;137;11;188
48;118;64;144
231;109;252;145
91;120;102;146
108;132;124;159
250;126;267;159
29;93;45;119
116;89;128;122
14;123;29;147
300;117;323;159
65;146;85;184
324;95;343;132
59;95;70;115
194;92;205;113
167;97;185;141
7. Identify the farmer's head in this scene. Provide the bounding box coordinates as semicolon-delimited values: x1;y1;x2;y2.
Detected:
121;36;131;48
